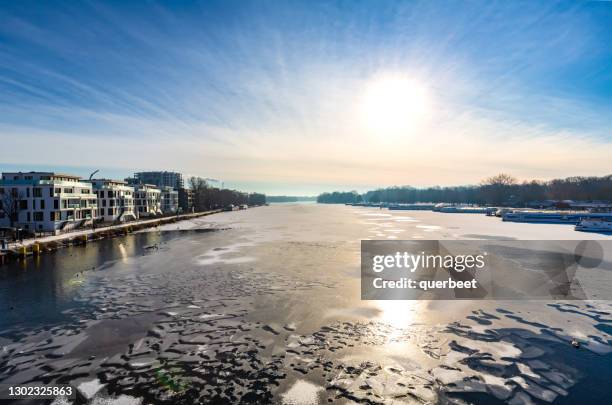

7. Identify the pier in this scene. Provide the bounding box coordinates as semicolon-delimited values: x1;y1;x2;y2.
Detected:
0;209;223;261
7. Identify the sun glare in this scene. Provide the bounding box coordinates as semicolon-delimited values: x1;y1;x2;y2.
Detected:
361;75;432;138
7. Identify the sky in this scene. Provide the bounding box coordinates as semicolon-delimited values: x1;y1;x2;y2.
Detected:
1;0;611;195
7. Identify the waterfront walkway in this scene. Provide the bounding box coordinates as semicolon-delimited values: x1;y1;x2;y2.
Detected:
5;209;222;251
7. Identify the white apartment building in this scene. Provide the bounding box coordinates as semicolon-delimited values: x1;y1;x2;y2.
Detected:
161;187;179;214
90;179;136;223
134;184;162;218
0;172;97;233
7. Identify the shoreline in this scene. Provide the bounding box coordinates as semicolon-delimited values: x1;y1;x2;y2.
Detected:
0;209;225;262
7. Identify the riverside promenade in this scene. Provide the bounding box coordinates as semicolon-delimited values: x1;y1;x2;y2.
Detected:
3;209;223;253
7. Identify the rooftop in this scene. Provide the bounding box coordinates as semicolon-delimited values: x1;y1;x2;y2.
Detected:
90;178;129;185
2;171;82;180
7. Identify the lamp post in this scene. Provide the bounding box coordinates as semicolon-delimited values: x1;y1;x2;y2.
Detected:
88;170;99;231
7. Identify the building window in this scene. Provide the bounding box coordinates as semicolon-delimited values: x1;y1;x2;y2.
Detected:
102;200;106;207
19;200;28;210
55;188;61;194
108;208;113;216
64;188;73;194
40;200;45;210
33;188;42;197
99;190;105;198
34;212;43;221
26;188;30;198
54;199;59;209
27;212;31;221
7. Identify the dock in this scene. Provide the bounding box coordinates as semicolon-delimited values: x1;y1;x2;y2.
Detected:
1;209;223;260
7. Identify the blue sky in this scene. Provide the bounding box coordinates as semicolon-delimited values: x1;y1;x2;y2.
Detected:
1;0;611;195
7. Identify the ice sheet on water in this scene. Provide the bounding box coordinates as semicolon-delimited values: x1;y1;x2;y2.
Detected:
77;378;106;399
281;380;323;405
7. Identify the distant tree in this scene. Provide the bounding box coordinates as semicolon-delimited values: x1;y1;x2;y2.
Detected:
248;193;266;206
317;191;362;204
188;176;254;210
0;188;22;227
318;173;612;207
189;177;208;211
479;173;517;205
267;196;298;202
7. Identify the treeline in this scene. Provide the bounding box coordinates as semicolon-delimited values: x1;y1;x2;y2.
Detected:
189;177;265;210
317;191;362;204
317;174;612;206
267;195;317;202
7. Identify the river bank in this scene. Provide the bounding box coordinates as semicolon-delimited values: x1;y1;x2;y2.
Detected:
1;209;224;262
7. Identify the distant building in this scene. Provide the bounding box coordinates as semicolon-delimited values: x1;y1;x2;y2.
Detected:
134;171;184;190
178;188;194;213
161;186;179;214
90;179;136;223
134;184;162;218
0;172;97;233
124;177;139;186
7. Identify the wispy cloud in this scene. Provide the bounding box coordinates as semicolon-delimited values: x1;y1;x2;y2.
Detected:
1;0;611;194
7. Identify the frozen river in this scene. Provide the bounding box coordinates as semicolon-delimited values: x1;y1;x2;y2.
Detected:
0;203;611;404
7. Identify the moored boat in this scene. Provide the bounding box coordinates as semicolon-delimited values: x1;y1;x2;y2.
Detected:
575;219;612;232
388;203;436;211
503;210;612;224
438;206;489;214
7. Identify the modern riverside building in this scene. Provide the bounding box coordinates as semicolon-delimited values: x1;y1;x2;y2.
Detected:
161;186;179;214
0;172;97;233
90;179;136;223
178;188;194;213
134;184;162;218
134;171;184;190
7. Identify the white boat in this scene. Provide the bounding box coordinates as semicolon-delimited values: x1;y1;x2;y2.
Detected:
495;208;513;217
432;203;449;212
485;207;498;216
575;219;612;233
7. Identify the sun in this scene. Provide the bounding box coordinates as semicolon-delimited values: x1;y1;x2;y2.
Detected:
361;74;432;138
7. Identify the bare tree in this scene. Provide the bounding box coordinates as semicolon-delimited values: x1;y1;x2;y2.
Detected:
479;173;517;205
188;176;252;211
189;177;208;211
0;188;22;228
480;173;517;187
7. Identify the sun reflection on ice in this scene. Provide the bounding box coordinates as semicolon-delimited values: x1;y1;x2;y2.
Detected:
376;300;418;329
118;242;129;263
